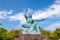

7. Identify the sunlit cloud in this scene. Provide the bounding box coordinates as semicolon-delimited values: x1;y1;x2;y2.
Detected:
32;0;60;20
45;22;60;31
9;13;26;24
0;10;13;19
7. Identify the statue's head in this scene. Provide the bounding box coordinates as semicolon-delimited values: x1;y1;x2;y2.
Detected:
25;9;32;19
26;14;32;18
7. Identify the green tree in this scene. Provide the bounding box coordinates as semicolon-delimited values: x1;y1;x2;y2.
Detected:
54;28;60;39
0;28;7;40
5;30;22;40
40;29;50;35
40;29;50;38
49;32;57;40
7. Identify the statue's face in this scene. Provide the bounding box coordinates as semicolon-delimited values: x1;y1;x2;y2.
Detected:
27;18;34;24
27;18;32;23
26;13;32;18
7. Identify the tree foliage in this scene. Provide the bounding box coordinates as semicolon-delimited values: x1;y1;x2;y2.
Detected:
40;28;60;40
54;28;60;39
0;28;22;40
4;30;22;40
6;30;22;39
0;28;7;40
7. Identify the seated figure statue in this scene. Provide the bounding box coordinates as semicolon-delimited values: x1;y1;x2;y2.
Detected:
22;9;45;34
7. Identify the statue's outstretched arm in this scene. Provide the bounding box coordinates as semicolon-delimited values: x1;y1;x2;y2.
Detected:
35;19;45;22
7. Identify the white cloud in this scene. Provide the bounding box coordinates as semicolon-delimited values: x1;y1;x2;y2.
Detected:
0;10;13;19
45;22;60;31
9;13;26;24
32;0;60;20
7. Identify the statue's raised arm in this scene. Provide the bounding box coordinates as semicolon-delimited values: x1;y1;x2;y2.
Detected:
24;9;32;20
24;9;28;20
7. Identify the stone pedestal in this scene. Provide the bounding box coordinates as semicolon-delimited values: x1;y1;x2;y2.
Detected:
15;34;42;40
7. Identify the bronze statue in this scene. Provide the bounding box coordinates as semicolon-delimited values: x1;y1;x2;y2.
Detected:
22;9;45;34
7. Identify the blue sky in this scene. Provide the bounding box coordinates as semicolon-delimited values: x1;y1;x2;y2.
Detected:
0;0;54;10
0;0;60;31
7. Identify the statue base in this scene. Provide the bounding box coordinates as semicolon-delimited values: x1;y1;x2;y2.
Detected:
14;34;42;40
